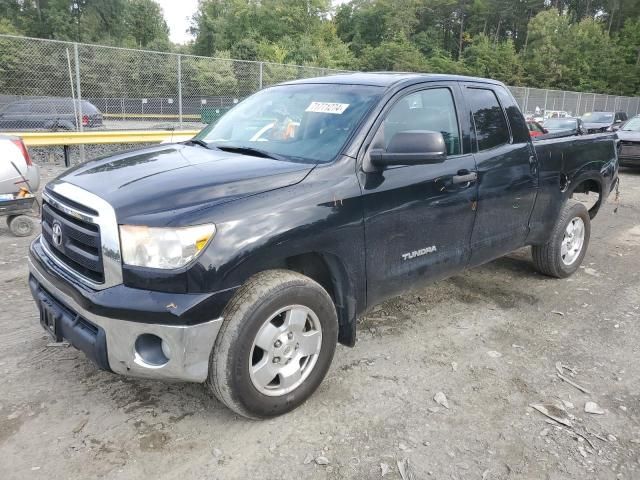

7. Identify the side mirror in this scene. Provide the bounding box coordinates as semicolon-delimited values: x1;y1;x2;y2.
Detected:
543;128;549;134
370;130;447;167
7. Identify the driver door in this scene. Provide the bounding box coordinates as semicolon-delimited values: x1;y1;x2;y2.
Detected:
358;84;478;306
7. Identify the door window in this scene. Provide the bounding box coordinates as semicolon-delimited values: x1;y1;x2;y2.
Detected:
376;88;461;156
467;88;510;151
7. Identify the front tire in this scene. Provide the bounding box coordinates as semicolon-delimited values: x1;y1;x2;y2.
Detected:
532;200;591;278
207;269;338;419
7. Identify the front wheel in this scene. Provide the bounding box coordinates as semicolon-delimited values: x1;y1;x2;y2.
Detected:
532;200;591;278
207;270;338;419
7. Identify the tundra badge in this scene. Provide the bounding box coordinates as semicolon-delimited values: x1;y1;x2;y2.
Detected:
402;246;437;261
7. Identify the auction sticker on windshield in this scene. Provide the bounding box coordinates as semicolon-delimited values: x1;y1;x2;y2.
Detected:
305;102;350;114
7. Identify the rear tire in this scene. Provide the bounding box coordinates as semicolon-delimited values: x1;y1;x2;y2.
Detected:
207;269;338;419
532;200;590;278
9;215;35;237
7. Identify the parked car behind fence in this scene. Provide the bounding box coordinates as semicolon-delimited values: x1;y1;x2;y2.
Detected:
0;98;103;131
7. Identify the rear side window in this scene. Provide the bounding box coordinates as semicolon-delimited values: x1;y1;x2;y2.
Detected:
467;88;510;151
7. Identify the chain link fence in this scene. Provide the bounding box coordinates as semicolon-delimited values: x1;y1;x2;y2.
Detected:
508;86;640;119
0;34;638;133
0;34;349;132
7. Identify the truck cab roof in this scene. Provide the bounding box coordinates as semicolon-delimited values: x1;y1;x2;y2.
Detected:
282;72;506;89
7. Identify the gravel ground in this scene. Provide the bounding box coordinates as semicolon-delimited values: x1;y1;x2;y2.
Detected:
1;154;639;480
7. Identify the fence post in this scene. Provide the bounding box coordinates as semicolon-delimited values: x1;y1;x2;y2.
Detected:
543;89;548;112
177;54;183;128
73;43;85;163
259;62;264;90
577;93;581;115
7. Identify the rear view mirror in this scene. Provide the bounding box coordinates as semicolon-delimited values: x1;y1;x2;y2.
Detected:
370;130;447;167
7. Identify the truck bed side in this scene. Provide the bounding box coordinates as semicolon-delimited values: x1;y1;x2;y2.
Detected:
526;133;618;245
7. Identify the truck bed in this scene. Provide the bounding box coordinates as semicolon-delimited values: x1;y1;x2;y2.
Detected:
527;133;618;244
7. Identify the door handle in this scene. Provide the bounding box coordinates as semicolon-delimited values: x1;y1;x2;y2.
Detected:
452;171;477;185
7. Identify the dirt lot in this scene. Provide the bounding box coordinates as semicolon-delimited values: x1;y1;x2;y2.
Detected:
1;159;639;480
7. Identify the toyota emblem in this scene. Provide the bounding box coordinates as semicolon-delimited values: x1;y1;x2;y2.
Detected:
52;221;63;247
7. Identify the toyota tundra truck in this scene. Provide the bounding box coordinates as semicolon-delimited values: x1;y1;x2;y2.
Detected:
28;73;619;418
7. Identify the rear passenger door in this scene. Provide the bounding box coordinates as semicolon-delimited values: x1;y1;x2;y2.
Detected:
463;84;537;267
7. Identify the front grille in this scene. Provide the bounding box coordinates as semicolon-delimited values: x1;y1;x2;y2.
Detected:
41;199;104;283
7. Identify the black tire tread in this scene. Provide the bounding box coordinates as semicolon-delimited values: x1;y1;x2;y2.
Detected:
531;199;590;278
207;269;335;419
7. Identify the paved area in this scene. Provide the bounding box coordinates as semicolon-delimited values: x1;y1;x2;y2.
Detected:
1;159;639;480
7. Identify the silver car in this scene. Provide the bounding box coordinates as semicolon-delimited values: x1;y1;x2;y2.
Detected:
0;135;40;194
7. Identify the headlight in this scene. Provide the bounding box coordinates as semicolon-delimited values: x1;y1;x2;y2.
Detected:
119;224;216;269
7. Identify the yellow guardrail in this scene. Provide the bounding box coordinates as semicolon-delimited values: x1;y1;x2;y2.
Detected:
10;130;199;147
103;113;201;120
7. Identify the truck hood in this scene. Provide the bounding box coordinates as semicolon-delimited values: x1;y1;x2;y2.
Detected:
55;144;315;224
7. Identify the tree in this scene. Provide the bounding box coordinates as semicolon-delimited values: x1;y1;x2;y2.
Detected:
124;0;170;49
463;34;523;85
359;35;429;71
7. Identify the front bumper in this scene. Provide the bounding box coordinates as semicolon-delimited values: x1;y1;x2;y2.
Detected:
28;244;224;383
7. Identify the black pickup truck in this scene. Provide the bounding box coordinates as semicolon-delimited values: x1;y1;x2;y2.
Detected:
28;73;618;418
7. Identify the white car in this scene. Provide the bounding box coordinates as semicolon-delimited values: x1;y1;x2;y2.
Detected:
0;135;40;194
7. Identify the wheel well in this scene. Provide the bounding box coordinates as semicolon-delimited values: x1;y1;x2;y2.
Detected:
570;178;602;219
284;252;356;347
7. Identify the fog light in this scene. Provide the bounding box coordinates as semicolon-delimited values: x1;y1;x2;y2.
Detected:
161;339;171;359
134;333;170;367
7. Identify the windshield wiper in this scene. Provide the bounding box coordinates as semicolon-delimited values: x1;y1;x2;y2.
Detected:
185;138;214;149
214;145;288;161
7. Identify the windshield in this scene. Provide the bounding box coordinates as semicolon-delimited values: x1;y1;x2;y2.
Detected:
581;112;613;123
196;83;383;163
621;117;640;132
544;118;577;129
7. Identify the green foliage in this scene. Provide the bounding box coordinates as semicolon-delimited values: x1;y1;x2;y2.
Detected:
358;35;429;72
463;35;523;85
183;50;239;97
0;0;639;96
0;0;170;47
123;0;170;50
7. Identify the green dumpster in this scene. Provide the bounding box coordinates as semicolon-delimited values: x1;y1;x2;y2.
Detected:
201;106;231;124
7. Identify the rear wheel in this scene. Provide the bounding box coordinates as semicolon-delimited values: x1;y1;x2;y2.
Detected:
207;269;338;419
532;200;590;278
9;215;35;237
